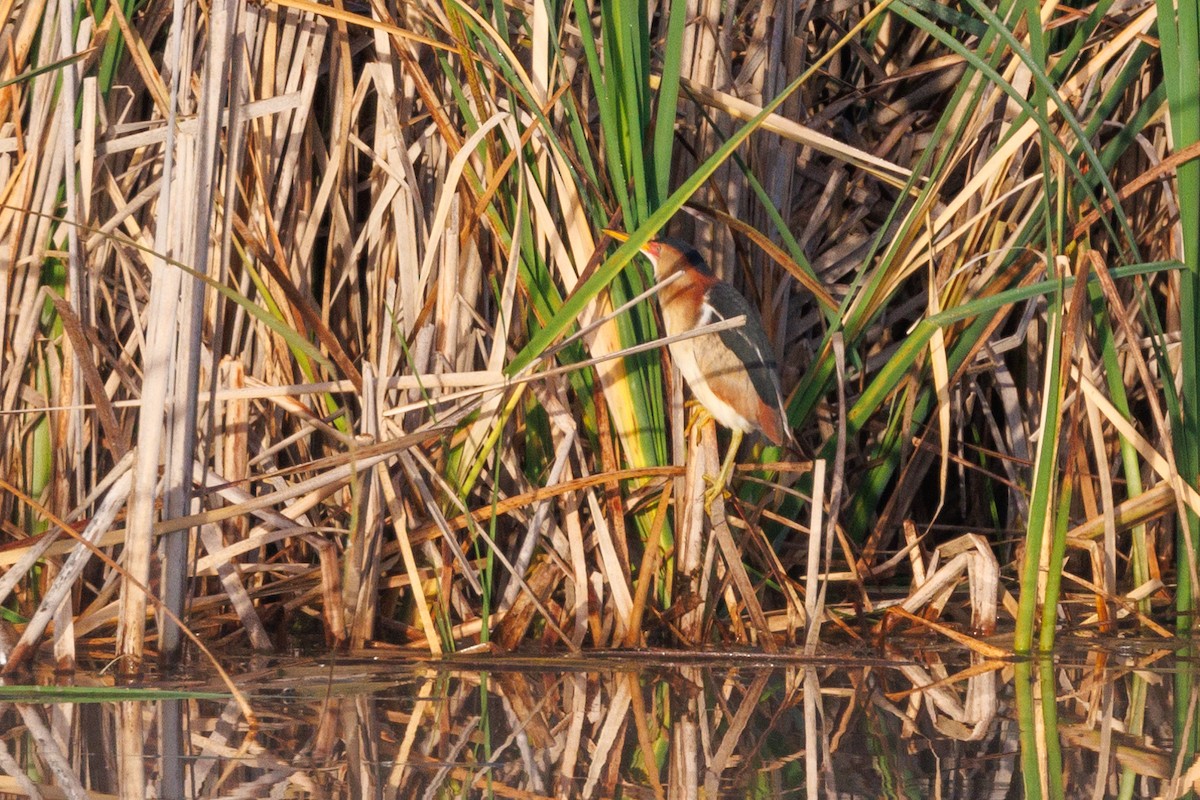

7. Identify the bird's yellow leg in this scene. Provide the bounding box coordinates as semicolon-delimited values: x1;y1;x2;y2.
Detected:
704;428;744;512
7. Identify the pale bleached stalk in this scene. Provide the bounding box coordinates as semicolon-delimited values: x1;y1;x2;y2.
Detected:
803;459;827;654
118;0;192;670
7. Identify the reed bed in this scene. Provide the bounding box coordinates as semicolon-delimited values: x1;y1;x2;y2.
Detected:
0;0;1193;682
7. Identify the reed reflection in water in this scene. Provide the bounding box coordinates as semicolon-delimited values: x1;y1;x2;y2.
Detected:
0;645;1185;798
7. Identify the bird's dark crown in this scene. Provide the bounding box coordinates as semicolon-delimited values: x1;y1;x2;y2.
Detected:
650;237;714;276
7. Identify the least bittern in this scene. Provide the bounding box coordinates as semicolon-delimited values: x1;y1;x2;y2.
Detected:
606;230;789;503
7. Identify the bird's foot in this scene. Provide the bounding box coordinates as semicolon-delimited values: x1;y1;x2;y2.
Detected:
685;403;712;439
703;474;728;515
703;434;741;515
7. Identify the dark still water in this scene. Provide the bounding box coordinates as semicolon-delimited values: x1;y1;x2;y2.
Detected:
0;642;1189;798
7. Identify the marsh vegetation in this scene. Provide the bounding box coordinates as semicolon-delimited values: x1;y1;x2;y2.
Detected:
1;0;1198;795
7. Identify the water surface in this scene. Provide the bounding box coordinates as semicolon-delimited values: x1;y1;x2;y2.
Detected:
0;642;1188;798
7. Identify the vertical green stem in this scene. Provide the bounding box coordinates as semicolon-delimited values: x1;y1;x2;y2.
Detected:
1158;0;1200;777
1037;467;1072;652
1014;297;1065;653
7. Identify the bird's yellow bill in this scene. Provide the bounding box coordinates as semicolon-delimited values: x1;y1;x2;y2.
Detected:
602;228;629;243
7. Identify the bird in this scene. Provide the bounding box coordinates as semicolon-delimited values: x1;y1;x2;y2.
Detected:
604;229;789;504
